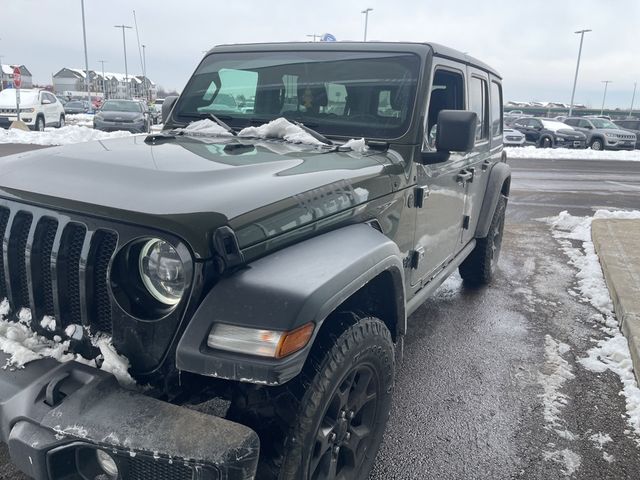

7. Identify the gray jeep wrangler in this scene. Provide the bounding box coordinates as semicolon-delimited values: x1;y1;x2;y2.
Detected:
0;42;509;480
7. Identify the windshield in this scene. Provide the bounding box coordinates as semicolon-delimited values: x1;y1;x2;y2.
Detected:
173;51;421;139
101;100;142;112
591;118;618;129
67;101;84;107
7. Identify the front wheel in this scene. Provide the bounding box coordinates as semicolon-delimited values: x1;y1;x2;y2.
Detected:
235;314;395;480
459;194;507;285
34;116;45;132
58;115;65;128
539;136;553;148
591;138;604;150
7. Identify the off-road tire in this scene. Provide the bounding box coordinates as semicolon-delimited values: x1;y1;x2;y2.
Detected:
230;314;395;480
591;138;604;150
459;194;507;285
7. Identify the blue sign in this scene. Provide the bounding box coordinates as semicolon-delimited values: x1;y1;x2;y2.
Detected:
321;33;336;42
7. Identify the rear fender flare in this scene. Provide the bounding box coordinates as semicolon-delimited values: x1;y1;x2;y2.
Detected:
475;162;511;238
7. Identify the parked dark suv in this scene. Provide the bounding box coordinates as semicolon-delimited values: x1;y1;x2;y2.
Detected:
0;42;510;480
613;118;640;149
512;117;586;148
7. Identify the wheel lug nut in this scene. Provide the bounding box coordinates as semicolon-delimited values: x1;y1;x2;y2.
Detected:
347;411;355;420
333;446;340;455
345;432;351;441
329;433;336;442
340;411;346;419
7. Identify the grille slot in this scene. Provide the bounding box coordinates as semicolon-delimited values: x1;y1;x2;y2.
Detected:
90;231;117;334
121;456;194;480
57;223;87;327
8;212;33;310
0;207;9;300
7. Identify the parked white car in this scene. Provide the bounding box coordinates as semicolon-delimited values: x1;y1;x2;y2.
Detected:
503;127;526;146
0;88;66;131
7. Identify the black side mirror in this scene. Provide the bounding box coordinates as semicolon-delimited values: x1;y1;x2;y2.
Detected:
161;95;179;124
420;110;477;165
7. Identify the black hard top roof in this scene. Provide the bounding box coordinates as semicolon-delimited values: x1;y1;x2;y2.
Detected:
209;41;501;79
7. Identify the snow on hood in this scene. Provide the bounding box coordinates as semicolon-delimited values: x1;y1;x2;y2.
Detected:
0;298;136;387
238;117;324;145
0;89;39;107
541;120;573;132
0;125;132;146
179;118;234;136
342;138;368;153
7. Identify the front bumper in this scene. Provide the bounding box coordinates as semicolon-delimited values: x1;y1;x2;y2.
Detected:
604;138;636;150
0;115;35;128
94;121;147;133
0;353;259;479
555;138;586;149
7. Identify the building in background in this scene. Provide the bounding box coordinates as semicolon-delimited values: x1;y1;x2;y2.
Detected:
1;64;33;89
52;67;156;101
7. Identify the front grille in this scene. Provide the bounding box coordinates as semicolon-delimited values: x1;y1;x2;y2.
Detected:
0;205;118;334
121;456;194;480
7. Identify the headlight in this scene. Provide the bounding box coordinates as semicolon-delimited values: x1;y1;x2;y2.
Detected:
605;132;617;138
20;107;35;113
138;239;185;305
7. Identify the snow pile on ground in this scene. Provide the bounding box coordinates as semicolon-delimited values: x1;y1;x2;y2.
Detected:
539;335;575;432
548;209;640;444
238;117;324;145
0;298;135;386
65;113;94;127
543;449;582;476
0;125;132;146
507;146;640;161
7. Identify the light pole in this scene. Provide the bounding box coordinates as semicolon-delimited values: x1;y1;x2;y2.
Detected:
600;80;612;115
142;44;147;101
80;0;91;106
361;8;373;41
114;24;133;98
306;34;320;42
629;82;637;118
568;29;591;117
98;60;107;100
0;54;4;92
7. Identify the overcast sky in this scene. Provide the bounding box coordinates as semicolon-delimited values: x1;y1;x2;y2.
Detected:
2;0;639;108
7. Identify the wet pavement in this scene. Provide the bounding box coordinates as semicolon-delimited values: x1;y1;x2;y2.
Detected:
0;146;639;479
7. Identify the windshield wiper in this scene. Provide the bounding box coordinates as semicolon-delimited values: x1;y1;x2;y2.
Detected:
180;112;237;136
293;121;333;145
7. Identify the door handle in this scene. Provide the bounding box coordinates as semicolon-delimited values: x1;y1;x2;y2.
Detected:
456;170;474;184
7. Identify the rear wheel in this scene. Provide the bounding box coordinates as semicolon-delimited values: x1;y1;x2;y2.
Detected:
591;138;604;150
540;136;553;148
231;314;395;480
459;194;507;285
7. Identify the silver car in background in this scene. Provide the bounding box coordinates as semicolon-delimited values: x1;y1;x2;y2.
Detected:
503;127;525;146
564;117;636;150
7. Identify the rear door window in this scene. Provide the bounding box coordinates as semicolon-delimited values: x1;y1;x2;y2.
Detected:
469;76;489;141
490;81;503;138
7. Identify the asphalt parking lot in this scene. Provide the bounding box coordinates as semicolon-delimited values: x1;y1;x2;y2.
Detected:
0;146;639;479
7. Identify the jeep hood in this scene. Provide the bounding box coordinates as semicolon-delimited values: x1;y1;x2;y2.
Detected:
0;135;400;259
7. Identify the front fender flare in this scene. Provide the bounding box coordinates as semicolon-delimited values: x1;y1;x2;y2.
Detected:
176;224;406;385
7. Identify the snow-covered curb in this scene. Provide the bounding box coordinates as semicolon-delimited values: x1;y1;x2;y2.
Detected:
0;299;135;386
65;113;94;127
0;125;132;146
507;146;640;161
548;209;640;444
